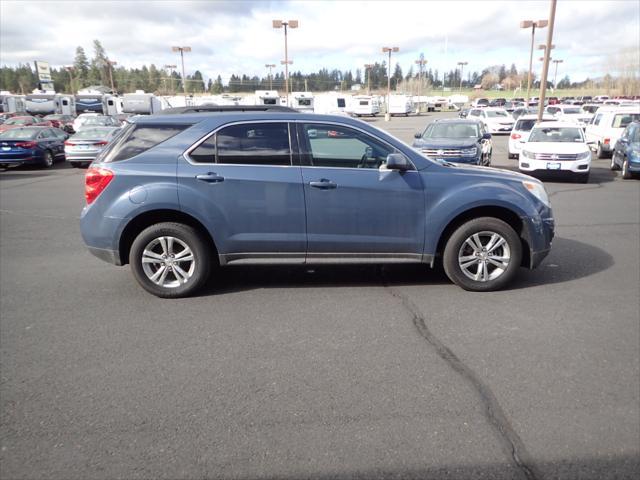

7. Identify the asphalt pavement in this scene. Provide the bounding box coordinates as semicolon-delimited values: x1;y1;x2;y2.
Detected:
1;111;638;480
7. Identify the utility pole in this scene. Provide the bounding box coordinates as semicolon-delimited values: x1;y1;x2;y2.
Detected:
457;61;468;91
552;59;564;90
537;0;557;123
415;56;427;113
364;64;374;96
107;60;117;92
164;64;176;94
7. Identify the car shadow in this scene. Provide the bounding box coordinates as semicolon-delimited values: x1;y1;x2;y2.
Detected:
197;237;612;296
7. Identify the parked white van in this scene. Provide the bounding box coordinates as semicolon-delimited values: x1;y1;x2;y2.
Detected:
585;106;640;158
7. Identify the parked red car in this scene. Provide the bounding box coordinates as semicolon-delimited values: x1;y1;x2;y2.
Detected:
0;116;52;133
548;97;559;105
43;114;76;133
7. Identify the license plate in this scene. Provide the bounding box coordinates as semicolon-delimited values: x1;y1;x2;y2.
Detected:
546;162;561;170
1;147;10;151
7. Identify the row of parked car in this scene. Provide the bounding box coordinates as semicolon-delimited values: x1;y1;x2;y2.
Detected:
0;113;130;169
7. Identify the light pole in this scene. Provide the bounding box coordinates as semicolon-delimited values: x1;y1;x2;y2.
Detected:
552;59;563;90
520;19;548;105
171;46;191;98
537;43;555;92
164;64;177;94
265;64;276;90
382;46;399;121
415;57;427;112
273;19;298;106
107;60;117;92
364;64;374;96
537;0;557;122
64;66;75;94
457;61;468;91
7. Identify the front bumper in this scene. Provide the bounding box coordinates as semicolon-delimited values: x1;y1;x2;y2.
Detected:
87;246;122;265
522;214;555;269
519;156;591;174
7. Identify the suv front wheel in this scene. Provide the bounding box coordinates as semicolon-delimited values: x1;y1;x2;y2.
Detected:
129;222;211;298
443;217;522;291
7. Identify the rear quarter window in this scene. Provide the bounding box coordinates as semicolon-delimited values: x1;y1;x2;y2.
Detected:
101;123;188;162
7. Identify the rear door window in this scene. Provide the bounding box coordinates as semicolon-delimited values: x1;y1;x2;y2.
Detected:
216;122;291;166
102;123;188;162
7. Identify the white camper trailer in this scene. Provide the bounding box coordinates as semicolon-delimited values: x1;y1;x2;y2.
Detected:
254;90;281;106
57;95;76;116
350;95;380;117
1;94;27;114
289;92;314;112
313;93;350;115
122;91;163;115
388;95;413;116
75;94;105;114
25;94;58;115
103;94;123;115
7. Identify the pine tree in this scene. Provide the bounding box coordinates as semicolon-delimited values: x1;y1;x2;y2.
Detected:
91;39;109;86
73;46;90;88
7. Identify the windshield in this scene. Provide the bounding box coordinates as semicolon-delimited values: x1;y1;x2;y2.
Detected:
5;117;32;125
529;127;584;143
423;123;479;138
44;115;63;120
0;128;39;140
630;127;640;143
612;113;640;128
486;111;508;118
72;128;116;139
562;108;581;114
83;117;114;126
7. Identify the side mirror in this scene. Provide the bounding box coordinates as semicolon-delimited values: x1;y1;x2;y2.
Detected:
414;132;422;139
586;141;595;146
386;153;411;171
482;132;492;140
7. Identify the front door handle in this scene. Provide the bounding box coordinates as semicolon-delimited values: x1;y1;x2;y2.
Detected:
309;179;337;189
196;172;225;183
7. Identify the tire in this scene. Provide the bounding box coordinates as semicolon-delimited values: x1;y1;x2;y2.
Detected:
443;217;522;292
622;159;632;179
41;151;54;168
596;143;606;159
129;222;212;298
610;154;620;171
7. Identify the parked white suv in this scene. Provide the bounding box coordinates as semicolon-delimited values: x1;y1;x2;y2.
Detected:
468;107;514;134
508;114;555;159
545;104;592;128
585;106;640;158
519;121;592;183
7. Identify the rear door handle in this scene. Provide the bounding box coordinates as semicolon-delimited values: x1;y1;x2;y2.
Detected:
309;179;337;189
196;172;225;183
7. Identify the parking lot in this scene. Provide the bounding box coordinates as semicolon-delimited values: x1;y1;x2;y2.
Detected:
1;111;638;479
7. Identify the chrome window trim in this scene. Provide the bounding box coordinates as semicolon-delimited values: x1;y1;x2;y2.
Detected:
183;119;294;167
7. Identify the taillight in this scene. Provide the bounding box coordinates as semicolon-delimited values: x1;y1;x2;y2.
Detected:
604;138;610;145
85;167;114;204
511;133;521;140
15;141;36;149
64;141;74;146
93;141;108;146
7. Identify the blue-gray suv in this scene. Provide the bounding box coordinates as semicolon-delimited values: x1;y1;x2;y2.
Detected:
80;112;555;297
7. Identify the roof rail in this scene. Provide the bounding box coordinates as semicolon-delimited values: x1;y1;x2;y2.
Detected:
157;105;299;115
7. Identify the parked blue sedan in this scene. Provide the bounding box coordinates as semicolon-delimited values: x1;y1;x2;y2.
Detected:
611;121;640;179
0;127;68;168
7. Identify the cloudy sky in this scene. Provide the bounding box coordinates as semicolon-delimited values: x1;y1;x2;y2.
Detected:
1;0;638;86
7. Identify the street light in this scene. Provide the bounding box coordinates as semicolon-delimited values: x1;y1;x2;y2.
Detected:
382;46;399;121
415;57;427;111
171;46;192;97
457;61;468;92
64;65;75;94
265;63;276;90
364;63;374;95
520;19;548;105
164;64;177;93
273;19;299;106
552;59;564;90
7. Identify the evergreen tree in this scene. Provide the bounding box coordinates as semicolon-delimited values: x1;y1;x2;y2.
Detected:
91;39;109;86
73;46;90;88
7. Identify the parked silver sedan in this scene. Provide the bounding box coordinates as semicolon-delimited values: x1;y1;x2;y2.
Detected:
64;127;121;168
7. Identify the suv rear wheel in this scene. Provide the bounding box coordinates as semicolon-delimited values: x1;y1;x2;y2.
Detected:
129;222;211;298
443;217;522;292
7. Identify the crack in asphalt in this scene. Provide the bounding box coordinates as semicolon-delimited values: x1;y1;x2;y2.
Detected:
384;284;542;480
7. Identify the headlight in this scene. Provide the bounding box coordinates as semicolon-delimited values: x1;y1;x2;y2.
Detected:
461;147;478;157
521;150;535;159
577;150;592;160
522;180;550;207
